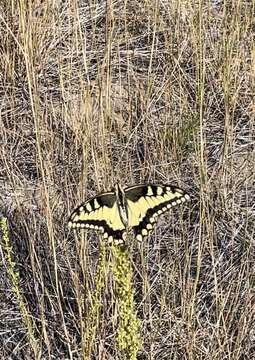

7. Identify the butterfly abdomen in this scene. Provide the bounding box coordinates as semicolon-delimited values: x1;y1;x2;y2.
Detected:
115;183;129;228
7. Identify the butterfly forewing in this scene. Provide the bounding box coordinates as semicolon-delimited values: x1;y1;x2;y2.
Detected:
68;191;126;244
125;184;190;241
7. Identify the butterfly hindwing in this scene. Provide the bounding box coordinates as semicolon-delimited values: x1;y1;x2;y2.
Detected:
125;184;190;241
68;191;126;244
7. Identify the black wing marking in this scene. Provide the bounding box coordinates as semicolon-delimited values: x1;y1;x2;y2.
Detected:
125;184;190;241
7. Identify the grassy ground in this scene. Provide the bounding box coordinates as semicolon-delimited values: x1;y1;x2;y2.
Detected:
0;0;254;359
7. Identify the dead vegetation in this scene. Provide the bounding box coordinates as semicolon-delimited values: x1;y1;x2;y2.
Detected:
0;0;254;359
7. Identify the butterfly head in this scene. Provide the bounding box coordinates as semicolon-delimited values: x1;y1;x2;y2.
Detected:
114;182;124;193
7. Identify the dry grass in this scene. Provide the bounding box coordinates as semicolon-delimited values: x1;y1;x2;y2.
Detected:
0;0;254;359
